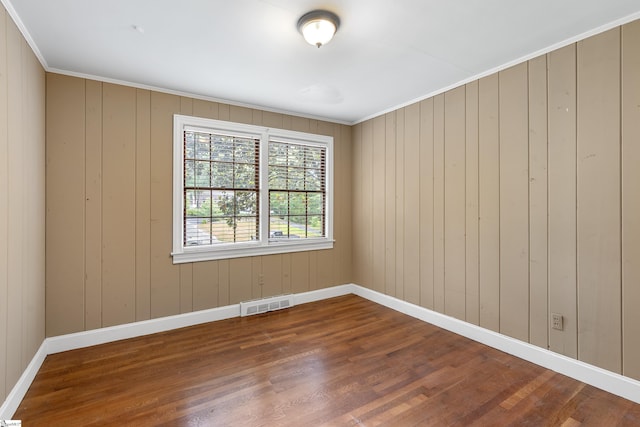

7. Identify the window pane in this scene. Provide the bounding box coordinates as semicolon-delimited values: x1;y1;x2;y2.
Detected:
185;133;195;159
211;216;258;242
307;193;323;214
288;145;305;167
185;160;195;187
268;165;287;189
306;148;322;168
305;168;322;191
269;143;288;166
235;191;257;215
234;163;256;189
196;138;210;160
270;192;288;216
234;138;256;163
184;217;215;246
212;162;234;188
211;136;234;162
185;190;211;217
289;193;306;215
266;141;327;242
194;161;211;187
307;215;324;237
290;216;306;237
287;167;305;190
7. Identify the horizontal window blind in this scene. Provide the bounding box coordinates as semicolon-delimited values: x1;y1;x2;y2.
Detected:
268;141;326;239
183;130;260;245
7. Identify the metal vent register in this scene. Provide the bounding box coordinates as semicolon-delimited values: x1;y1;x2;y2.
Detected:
240;295;294;316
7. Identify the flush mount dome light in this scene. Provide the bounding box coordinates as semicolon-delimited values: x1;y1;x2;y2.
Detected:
297;10;340;48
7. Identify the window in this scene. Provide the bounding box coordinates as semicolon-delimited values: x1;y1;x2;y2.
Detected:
172;115;333;263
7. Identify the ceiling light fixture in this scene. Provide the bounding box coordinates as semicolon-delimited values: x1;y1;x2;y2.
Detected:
297;10;340;48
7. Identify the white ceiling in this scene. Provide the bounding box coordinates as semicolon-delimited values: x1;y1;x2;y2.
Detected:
6;0;640;124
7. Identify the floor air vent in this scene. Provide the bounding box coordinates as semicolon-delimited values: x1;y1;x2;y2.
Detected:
240;295;294;317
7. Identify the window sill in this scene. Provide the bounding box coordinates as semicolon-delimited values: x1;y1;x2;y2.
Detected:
172;239;334;264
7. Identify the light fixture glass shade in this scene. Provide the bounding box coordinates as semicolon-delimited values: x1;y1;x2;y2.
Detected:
298;10;340;48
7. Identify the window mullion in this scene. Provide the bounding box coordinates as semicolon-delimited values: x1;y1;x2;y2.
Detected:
259;133;270;246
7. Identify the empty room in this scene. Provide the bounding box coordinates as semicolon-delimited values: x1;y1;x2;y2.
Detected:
1;0;640;425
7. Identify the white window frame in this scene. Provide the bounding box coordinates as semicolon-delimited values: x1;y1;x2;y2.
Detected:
172;114;334;264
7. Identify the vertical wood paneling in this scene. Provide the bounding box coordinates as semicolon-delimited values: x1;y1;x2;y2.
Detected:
135;89;151;321
419;99;434;309
229;258;252;304
262;254;282;297
478;74;500;331
46;74;86;336
179;266;193;313
193;261;218;311
433;96;445;313
337;125;353;284
229;105;252;125
290;252;309;294
84;80;102;330
0;8;8;399
316;250;333;290
351;124;363;285
102;84;136;327
465;81;480;325
528;56;549;349
395;109;405;300
149;92;181;318
444;87;466;320
218;259;230;305
252;110;262;126
0;7;45;402
23;43;45;365
372;116;386;294
42;75;349;359
262;111;284;128
361;120;373;289
547;44;578;358
251;257;262;299
576;28;621;373
179;98;193;314
384;113;396;297
6;17;23;389
0;8;7;398
499;63;530;341
404;104;421;305
282;254;292;294
308;251;317;290
290;116;310;132
193;99;219;119
622;20;640;381
218;104;230;121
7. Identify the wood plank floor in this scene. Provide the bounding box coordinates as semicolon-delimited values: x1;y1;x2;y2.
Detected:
14;295;640;426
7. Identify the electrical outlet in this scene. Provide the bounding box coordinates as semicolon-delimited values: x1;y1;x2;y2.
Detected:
552;313;563;331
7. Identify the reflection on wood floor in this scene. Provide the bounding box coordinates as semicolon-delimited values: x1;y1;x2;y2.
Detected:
14;295;640;426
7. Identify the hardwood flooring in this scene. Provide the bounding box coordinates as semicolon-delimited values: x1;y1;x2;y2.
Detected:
14;295;640;426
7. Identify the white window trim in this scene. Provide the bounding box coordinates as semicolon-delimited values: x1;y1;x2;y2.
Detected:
172;114;334;264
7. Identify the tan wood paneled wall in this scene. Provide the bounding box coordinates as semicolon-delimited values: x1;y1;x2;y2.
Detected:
0;6;46;403
352;21;640;379
45;75;352;337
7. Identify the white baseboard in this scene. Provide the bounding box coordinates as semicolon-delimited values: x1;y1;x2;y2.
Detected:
293;284;354;305
3;283;639;419
0;341;47;419
46;304;240;354
350;284;640;405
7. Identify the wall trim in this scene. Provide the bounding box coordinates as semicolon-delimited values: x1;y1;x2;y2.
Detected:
2;283;639;418
0;341;47;419
46;304;241;355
